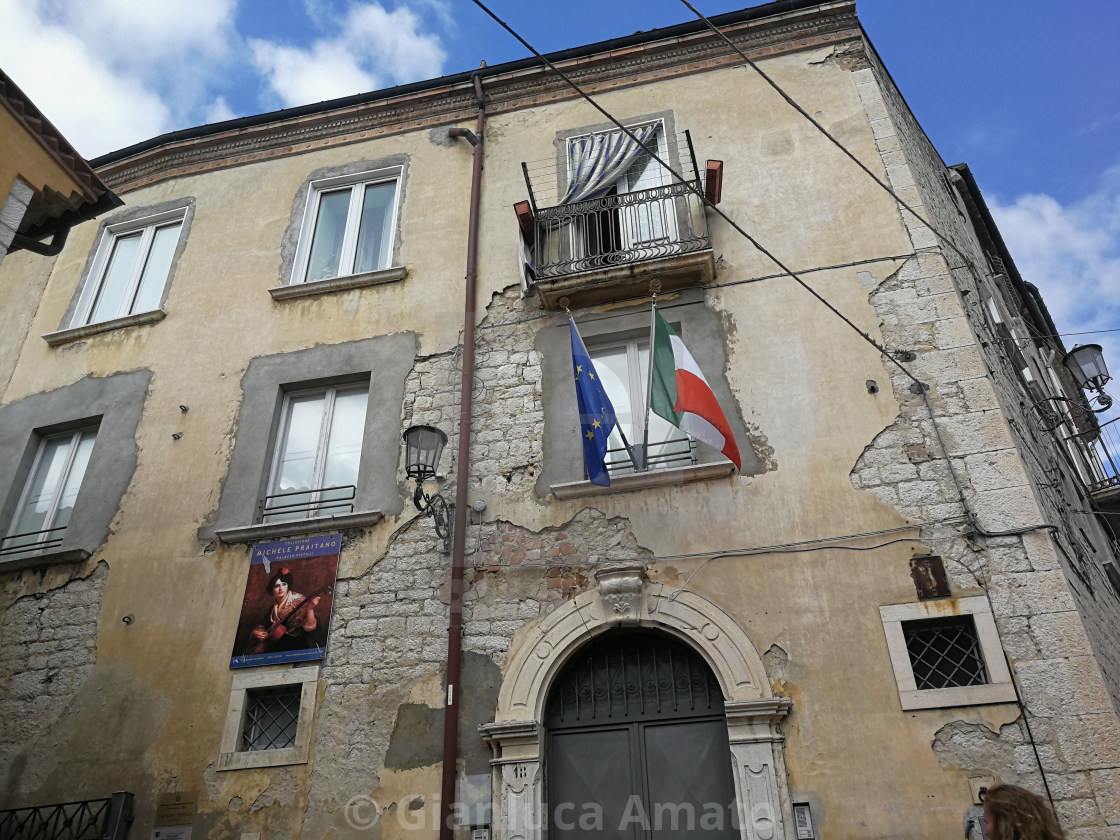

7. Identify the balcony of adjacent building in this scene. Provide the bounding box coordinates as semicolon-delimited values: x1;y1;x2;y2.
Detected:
515;125;720;310
1066;416;1120;514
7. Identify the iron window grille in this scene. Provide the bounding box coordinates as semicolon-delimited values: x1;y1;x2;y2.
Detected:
902;617;988;690
241;685;301;752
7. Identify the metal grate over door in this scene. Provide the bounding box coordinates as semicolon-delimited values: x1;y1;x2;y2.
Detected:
0;793;133;840
546;630;724;727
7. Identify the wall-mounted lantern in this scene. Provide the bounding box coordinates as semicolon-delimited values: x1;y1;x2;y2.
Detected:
1063;344;1113;411
403;424;452;551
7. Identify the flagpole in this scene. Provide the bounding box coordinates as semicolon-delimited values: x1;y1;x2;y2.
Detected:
642;289;659;473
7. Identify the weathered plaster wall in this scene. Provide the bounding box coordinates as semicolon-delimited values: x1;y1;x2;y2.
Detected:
0;21;1114;840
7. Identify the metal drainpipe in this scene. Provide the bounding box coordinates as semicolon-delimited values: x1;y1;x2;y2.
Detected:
440;71;485;840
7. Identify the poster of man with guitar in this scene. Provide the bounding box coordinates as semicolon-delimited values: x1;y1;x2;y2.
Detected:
229;533;340;669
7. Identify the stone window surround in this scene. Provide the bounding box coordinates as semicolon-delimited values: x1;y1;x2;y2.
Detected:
217;664;319;771
480;561;794;840
44;198;194;346
535;288;758;497
205;334;414;544
0;371;150;571
879;596;1018;711
273;156;409;301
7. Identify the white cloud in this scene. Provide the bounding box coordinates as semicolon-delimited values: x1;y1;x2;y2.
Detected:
64;0;236;65
250;2;445;109
249;40;378;108
205;97;238;124
989;166;1120;417
0;0;172;157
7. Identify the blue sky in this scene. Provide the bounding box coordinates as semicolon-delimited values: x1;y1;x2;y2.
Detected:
2;0;1117;404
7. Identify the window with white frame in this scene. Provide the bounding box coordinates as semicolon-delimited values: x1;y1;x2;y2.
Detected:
588;336;693;476
292;169;400;284
879;597;1017;710
72;210;186;326
218;666;318;770
2;428;97;558
264;384;369;522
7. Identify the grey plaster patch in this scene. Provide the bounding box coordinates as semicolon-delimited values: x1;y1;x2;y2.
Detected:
59;197;195;328
384;702;443;770
201;333;416;539
428;126;458;148
277;155;409;287
229;796;244;811
858;271;878;287
0;370;151;561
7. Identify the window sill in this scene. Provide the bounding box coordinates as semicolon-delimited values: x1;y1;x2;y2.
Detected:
550;460;735;500
269;266;407;301
0;548;91;572
898;682;1018;711
215;510;383;544
42;310;166;347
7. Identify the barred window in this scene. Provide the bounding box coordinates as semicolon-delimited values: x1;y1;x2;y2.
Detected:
241;685;301;752
903;617;988;690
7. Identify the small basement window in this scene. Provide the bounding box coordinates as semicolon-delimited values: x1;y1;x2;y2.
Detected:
902;616;987;690
218;665;318;770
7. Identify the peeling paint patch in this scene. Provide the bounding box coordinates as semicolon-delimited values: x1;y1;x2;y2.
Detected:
931;719;1042;788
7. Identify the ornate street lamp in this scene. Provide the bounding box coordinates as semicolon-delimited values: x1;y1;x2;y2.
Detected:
402;425;452;551
1063;344;1113;411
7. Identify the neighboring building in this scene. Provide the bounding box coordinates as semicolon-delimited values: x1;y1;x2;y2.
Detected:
2;2;1120;839
0;67;120;269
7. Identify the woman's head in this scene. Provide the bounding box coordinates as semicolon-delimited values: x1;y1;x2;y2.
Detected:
266;567;294;597
983;785;1064;840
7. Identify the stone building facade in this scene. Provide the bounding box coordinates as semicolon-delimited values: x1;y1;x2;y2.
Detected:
2;2;1119;839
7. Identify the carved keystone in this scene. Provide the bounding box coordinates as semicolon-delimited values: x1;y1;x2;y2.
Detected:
594;561;647;619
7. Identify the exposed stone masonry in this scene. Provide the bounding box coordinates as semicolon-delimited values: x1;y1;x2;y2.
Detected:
0;562;106;769
851;56;1120;836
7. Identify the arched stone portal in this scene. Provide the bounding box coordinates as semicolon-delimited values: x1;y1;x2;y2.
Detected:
481;561;794;840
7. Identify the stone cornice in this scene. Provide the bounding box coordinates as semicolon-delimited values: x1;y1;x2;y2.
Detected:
98;3;859;193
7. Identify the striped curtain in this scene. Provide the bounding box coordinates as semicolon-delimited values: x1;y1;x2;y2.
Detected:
561;124;658;204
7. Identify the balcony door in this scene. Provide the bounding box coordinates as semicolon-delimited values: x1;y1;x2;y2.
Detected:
545;630;739;840
567;122;676;266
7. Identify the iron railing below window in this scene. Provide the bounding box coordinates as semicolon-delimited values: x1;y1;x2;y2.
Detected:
604;437;696;475
258;484;356;522
0;792;133;840
530;180;711;281
1066;417;1120;495
0;525;66;557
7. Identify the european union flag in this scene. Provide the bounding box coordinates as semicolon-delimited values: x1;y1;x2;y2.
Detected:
569;318;618;486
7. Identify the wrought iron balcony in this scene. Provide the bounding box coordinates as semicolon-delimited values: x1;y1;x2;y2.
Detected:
519;129;715;309
1066;416;1120;506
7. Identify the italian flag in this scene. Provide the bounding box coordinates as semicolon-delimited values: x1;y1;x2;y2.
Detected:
649;307;741;470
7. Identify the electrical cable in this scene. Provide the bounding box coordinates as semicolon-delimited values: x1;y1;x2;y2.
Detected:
468;0;926;389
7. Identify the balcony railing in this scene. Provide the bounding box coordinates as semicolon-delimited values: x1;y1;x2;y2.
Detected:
1067;416;1120;496
0;792;133;840
259;484;356;523
531;180;711;281
0;524;66;558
